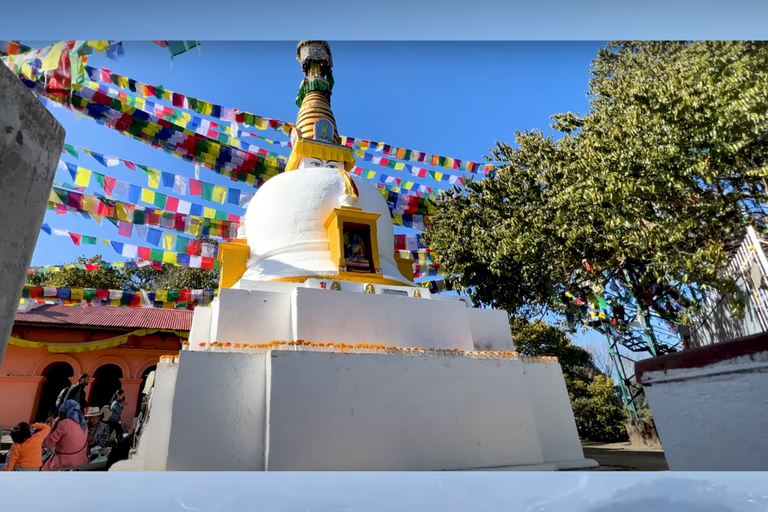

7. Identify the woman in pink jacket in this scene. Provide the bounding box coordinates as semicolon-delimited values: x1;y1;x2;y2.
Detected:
42;399;88;471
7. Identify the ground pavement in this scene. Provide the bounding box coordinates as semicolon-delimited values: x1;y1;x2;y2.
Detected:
581;442;669;471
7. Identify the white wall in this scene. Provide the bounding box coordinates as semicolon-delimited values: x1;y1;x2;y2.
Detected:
266;351;546;470
292;287;475;350
468;308;514;351
642;352;768;470
211;288;293;345
520;361;589;467
188;306;213;351
166;351;269;471
142;362;180;471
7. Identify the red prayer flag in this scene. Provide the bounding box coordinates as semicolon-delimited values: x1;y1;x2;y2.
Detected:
69;233;82;246
103;176;117;196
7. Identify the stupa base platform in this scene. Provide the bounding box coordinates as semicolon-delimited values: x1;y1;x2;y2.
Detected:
122;350;597;471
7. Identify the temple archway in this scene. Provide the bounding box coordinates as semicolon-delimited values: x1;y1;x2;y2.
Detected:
89;364;123;408
34;362;74;422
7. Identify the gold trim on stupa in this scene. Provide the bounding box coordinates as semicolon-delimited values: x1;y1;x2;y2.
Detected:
286;41;356;173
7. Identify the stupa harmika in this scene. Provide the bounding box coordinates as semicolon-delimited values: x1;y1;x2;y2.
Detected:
116;41;597;471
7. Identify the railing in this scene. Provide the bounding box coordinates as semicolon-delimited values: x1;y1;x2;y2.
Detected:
687;226;768;347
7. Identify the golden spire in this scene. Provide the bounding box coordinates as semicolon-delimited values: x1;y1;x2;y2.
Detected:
286;41;355;172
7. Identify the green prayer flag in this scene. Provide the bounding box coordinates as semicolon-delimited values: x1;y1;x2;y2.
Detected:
162;41;199;58
202;183;214;201
167;289;180;301
150;249;164;261
83;288;96;300
62;144;79;158
153;193;167;209
175;236;189;254
81;236;97;245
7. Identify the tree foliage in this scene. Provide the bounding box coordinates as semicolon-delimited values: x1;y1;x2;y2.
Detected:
27;237;219;291
424;41;768;337
510;319;628;442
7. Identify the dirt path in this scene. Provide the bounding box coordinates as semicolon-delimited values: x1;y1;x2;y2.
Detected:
581;442;669;471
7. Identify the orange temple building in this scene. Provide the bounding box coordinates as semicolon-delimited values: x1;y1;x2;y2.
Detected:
0;303;191;431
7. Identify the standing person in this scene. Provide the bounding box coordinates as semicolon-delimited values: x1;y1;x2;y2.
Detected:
59;374;90;412
107;390;126;440
4;421;51;471
85;406;111;460
42;399;88;471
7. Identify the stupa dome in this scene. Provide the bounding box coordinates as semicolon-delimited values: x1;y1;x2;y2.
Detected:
238;167;411;285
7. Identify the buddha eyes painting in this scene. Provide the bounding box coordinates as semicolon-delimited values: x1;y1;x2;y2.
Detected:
343;225;374;272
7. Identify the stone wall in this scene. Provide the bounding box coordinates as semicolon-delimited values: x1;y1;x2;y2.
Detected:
0;64;65;365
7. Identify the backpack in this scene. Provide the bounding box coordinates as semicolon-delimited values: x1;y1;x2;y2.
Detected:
55;386;70;410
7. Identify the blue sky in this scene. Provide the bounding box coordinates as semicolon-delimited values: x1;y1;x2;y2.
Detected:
27;40;604;265
20;40;623;350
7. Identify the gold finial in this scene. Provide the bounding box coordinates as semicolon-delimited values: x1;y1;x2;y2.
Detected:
286;41;356;173
364;284;375;294
294;41;339;143
413;289;422;298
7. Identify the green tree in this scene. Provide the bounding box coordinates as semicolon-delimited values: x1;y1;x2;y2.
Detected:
510;319;628;442
27;255;128;289
27;237;219;291
424;41;768;346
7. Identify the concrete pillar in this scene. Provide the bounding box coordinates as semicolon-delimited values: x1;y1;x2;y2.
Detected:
119;378;145;431
0;63;65;366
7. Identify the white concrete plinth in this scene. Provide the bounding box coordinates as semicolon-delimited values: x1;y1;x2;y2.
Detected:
191;286;514;353
132;350;594;471
638;335;768;471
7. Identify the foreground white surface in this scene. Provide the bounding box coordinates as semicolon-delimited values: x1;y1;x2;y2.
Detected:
116;350;596;471
639;339;768;471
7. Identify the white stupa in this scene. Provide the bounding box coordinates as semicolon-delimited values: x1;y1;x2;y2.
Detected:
117;41;596;472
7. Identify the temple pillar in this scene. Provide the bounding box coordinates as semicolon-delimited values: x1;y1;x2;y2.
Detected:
0;375;46;429
119;378;145;431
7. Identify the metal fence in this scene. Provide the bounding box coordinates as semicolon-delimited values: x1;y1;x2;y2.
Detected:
686;226;768;348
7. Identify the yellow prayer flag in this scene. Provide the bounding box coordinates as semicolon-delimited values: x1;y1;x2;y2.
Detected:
394;162;405;171
203;207;215;219
74;167;91;187
21;62;34;80
115;203;128;221
155;290;168;302
86;41;111;52
245;175;256;186
141;188;155;204
117;76;129;89
201;102;213;116
71;288;85;300
110;299;120;306
41;42;65;72
49;190;60;203
162;251;177;264
212;186;227;204
82;196;97;214
163;233;175;250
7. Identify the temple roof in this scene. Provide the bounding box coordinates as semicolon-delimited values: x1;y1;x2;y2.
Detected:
14;304;193;331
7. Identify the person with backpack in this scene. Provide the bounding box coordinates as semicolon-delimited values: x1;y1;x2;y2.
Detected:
57;374;90;412
107;390;126;440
